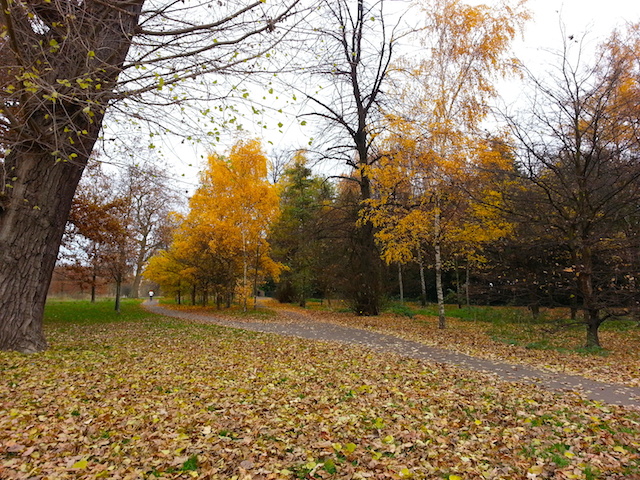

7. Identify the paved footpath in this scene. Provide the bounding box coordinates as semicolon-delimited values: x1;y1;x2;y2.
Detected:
144;302;640;408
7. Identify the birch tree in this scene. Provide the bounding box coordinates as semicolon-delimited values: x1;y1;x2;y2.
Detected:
367;0;527;327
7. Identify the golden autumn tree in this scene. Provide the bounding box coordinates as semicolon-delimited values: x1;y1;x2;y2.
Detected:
366;0;527;327
145;139;281;309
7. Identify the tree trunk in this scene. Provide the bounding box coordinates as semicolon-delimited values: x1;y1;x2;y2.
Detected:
418;249;427;307
0;0;144;351
254;243;260;310
91;271;97;304
299;273;306;308
350;219;383;315
585;311;602;348
454;257;462;309
398;263;404;305
114;276;122;313
434;205;446;329
0;150;86;352
577;242;601;348
465;261;471;308
131;249;146;299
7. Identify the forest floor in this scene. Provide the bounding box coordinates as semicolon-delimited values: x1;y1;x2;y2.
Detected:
1;299;639;479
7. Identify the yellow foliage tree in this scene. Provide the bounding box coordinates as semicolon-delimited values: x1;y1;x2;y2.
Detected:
146;139;281;309
366;0;527;327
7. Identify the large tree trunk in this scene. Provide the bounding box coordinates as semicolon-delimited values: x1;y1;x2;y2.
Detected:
349;219;383;315
577;242;602;348
0;0;144;352
131;248;147;299
0;151;85;352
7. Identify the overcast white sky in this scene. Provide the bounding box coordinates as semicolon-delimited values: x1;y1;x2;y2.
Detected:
515;0;638;65
159;0;640;193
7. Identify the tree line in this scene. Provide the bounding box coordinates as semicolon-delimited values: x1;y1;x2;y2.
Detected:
147;14;640;350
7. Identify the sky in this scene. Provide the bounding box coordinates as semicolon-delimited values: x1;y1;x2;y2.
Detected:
156;0;640;194
514;0;639;69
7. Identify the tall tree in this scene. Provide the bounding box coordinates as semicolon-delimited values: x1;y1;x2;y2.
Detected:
269;153;334;306
290;0;408;314
504;24;640;347
367;0;527;327
64;162;121;303
147;139;281;310
0;0;302;352
123;161;180;298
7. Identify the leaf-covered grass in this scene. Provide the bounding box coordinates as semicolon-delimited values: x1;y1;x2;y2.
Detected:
159;298;279;320
289;300;640;388
1;299;639;479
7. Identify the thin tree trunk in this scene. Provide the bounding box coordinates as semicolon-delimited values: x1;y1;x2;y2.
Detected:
454;257;462;309
114;277;122;313
434;205;446;329
465;260;471;308
418;249;427;307
91;270;97;304
254;243;260;310
398;263;404;304
299;273;306;308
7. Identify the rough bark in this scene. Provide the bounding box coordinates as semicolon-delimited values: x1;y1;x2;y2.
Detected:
0;150;84;352
577;242;602;348
0;0;144;352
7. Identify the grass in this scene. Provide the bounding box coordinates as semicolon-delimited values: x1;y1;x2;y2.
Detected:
383;301;639;357
45;298;150;325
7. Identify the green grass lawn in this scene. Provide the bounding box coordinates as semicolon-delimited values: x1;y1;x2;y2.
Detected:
0;299;638;479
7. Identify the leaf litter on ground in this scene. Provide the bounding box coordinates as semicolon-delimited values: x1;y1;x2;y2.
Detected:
0;302;639;479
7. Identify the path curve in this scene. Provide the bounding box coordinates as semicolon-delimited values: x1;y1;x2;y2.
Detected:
144;302;640;408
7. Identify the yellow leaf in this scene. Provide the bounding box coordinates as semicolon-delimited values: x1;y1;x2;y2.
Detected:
528;465;544;475
72;459;88;469
613;446;626;453
400;467;413;478
449;475;463;480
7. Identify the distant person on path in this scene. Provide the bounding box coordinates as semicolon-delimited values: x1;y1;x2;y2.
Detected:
149;290;154;302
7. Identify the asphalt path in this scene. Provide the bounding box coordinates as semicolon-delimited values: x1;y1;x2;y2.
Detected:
144;302;640;408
